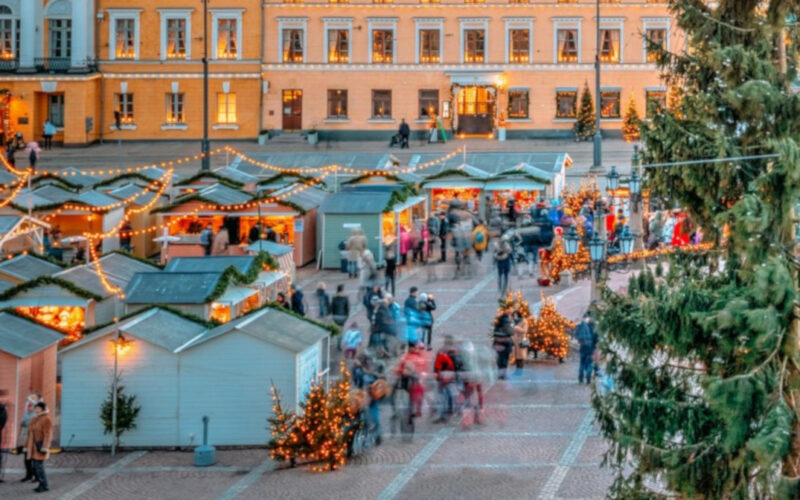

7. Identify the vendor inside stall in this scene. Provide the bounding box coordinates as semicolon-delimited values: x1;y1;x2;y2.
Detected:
430;187;481;213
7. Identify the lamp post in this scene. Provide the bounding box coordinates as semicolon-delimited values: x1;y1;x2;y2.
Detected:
201;0;210;171
628;145;644;255
591;0;603;172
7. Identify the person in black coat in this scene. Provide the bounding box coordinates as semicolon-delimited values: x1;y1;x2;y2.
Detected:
331;284;350;327
437;212;450;262
493;307;515;379
290;285;306;316
398;119;410;149
384;248;397;296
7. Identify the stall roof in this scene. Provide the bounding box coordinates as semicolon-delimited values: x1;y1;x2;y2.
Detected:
0;279;13;294
32;184;75;204
246;240;293;256
484;179;547;191
13;191;53;209
61;307;209;354
107;183;164;206
0;169;17;187
411;152;570;177
0;313;63;358
268;185;328;211
179;307;327;353
165;255;256;274
215;286;258;305
21;185;122;209
49;167;103;188
0;254;63;281
319;191;393;214
56;252;160;298
125;272;223;304
391;195;427;213
213;166;259;185
75;190;123;207
0;216;22;235
252;270;288;288
194;183;253;206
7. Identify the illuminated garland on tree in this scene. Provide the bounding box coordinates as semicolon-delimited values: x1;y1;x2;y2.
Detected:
267;361;355;472
622;95;641;143
530;293;574;360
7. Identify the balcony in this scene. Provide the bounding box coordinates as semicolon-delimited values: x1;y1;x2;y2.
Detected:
0;57;19;73
34;57;71;73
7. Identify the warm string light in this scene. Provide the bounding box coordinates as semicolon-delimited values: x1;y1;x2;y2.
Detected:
0;170;31;210
19;148;223;178
60;170;173;213
0;148;28;176
225;146;462;175
87;236;125;298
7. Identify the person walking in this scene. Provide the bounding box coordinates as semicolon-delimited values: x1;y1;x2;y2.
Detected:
363;284;383;324
27;142;40;169
43;121;56;150
200;224;213;256
5;142;15;167
290;284;306;316
426;213;440;259
437;212;450;262
511;310;529;374
342;322;363;359
384;247;397;296
493;306;515;379
404;287;423;346
315;282;330;318
370;297;393;352
0;394;7;483
433;336;456;422
493;235;512;296
472;220;488;261
331;284;350;328
26;401;53;493
345;228;366;279
576;312;597;384
418;293;437;351
18;393;40;483
398;119;410;149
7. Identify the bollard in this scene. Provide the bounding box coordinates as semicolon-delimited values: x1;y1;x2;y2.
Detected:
193;415;216;466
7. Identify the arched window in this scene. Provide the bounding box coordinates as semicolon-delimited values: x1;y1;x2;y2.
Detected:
0;4;19;60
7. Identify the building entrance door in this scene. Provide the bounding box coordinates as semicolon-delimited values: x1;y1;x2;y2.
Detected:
282;89;303;131
457;86;494;135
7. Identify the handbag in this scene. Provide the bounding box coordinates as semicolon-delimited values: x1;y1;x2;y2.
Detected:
35;441;45;454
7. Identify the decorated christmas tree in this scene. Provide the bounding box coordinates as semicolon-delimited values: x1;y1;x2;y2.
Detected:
621;95;640;143
100;373;141;449
572;82;596;142
267;384;297;464
529;294;574;360
594;1;800;497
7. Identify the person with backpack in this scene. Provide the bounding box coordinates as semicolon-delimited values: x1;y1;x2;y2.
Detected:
575;312;598;384
472;220;488;261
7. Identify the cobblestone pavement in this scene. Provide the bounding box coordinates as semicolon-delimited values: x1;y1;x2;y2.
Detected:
35;137;636;182
1;256;624;499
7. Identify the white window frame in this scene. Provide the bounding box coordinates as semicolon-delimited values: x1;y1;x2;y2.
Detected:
0;5;18;59
158;8;192;61
552;18;581;64
599;17;624;64
277;17;307;64
107;9;141;61
367;17;397;65
642;17;670;64
507;87;530;120
414;18;443;65
210;8;244;61
323;17;352;64
644;86;667;119
459;18;489;64
217;92;238;125
599;86;622;120
504;17;533;64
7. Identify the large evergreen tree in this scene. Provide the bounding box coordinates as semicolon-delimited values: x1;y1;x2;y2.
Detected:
593;0;800;497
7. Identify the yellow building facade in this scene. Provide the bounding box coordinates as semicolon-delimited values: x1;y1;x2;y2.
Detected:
262;0;679;139
0;0;678;145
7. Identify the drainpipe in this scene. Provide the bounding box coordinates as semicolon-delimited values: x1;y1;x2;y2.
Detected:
96;3;104;144
258;0;266;138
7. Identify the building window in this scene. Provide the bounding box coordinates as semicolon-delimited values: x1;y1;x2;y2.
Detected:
372;29;393;64
464;0;485;3
329;0;349;3
374;0;393;3
556;29;578;63
419;29;440;63
599;29;620;63
217;93;237;124
645;89;666;118
464;29;485;63
166;18;187;59
0;6;16;59
420;0;441;3
600;90;621;118
282;29;304;62
327;89;348;119
509;29;530;63
508;90;529;119
372;90;392;119
166;93;185;124
508;0;529;3
48;95;64;128
645;28;666;62
419;90;439;118
114;18;136;59
114;93;134;124
49;19;71;59
555;90;577;118
327;29;349;63
216;18;238;59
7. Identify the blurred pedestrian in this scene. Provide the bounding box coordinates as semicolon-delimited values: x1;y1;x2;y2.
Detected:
418;293;437;351
290;284;306;316
426;213;440;259
472;220;488;261
511;310;529;374
43;120;56;150
576;312;597;384
25;141;41;169
404;287;422;346
342;322;363;359
5;142;15;167
26;401;53;493
200;223;213;256
384;247;397;296
493;307;515;379
331;284;350;328
437;212;449;262
345;227;366;279
18;393;40;483
315;282;330;318
275;292;288;309
493;236;512;296
211;226;229;255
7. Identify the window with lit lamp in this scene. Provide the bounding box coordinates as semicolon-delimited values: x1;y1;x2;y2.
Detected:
464;29;485;63
509;29;530;63
166;18;187;59
419;90;439;119
645;89;666;118
217;93;237;124
0;6;19;61
645;28;666;62
165;93;185;124
372;29;394;63
372;90;392;119
114;93;135;125
282;28;304;62
327;29;349;63
508;90;529;119
557;29;578;62
555;89;578;118
600;90;621;118
599;29;620;63
419;29;440;63
327;89;348;119
114;18;136;59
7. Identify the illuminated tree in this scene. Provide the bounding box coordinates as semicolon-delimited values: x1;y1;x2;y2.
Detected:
622;95;641;143
267;383;297;465
529;294;574;360
572;82;596;142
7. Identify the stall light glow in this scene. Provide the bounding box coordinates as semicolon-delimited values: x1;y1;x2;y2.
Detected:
111;335;134;355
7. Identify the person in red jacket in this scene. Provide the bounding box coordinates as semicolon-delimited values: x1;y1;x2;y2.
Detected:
433;336;457;422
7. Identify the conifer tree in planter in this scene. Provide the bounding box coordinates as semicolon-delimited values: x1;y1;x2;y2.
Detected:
100;374;141;449
572;82;596;142
593;1;800;497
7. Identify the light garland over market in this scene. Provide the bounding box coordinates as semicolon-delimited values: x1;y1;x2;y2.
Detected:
0;170;31;210
226;146;462;175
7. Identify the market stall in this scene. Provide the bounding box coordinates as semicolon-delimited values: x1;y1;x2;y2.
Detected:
419;166;489;214
106;183;169;258
484;165;551;214
246;240;296;282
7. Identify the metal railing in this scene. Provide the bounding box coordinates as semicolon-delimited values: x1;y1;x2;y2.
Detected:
34;57;72;73
0;57;19;73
